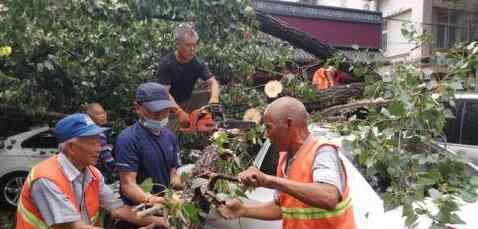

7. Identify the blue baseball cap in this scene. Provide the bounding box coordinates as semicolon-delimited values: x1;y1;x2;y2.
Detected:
136;82;176;112
54;113;109;142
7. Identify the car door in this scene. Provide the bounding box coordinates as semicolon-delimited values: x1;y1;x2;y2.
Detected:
445;99;478;166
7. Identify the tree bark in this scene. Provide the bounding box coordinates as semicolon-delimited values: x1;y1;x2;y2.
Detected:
319;98;392;117
254;11;382;81
255;10;336;60
303;83;365;111
0;104;67;119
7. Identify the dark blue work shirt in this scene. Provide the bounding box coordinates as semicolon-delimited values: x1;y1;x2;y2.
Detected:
115;121;179;205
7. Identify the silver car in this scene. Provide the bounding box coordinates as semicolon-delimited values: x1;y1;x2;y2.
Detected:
0;126;57;208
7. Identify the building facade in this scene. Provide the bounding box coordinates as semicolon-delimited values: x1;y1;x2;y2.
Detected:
378;0;478;63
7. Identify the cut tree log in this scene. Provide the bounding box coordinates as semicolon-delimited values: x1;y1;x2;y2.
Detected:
303;83;365;112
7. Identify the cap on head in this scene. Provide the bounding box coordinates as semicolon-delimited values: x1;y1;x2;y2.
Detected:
54;113;109;142
136;82;176;112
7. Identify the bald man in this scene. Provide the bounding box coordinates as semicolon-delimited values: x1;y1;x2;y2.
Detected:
218;97;357;229
86;103;117;182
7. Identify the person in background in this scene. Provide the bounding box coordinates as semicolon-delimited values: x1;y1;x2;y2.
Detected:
86;103;116;182
156;24;221;126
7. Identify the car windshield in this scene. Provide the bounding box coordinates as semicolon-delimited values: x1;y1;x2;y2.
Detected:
21;130;58;149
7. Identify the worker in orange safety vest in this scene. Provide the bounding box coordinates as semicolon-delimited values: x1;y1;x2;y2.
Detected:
312;66;358;91
16;113;167;229
217;97;357;229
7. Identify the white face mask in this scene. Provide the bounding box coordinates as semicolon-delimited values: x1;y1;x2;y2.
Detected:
142;116;168;133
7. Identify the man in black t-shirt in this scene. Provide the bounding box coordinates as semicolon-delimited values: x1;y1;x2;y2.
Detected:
156;25;220;125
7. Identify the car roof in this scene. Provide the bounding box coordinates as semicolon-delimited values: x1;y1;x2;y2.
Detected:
5;126;50;140
455;92;478;100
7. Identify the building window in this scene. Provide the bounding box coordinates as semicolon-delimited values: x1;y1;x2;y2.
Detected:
434;8;477;49
381;20;388;51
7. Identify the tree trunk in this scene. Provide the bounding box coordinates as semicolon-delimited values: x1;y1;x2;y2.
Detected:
255;10;336;60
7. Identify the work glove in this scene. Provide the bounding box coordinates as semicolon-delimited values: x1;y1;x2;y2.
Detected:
176;110;190;127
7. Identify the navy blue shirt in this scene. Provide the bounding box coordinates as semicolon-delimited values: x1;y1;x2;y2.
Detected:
115;121;179;204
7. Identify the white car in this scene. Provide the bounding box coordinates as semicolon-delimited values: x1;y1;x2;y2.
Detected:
0;126;57;208
191;123;478;229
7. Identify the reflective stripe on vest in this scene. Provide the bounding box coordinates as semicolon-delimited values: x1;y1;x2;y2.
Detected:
282;196;352;220
17;199;49;229
91;212;100;225
277;136;357;229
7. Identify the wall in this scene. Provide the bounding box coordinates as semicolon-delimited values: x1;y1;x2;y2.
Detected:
378;0;433;62
383;10;414;60
379;0;478;62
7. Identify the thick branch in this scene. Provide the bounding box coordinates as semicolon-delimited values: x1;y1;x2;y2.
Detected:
319;98;393;117
255;10;336;59
0;104;67;119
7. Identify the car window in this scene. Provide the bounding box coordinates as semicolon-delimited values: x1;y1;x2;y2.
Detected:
443;102;460;143
260;142;279;176
21;130;58;149
460;101;478;145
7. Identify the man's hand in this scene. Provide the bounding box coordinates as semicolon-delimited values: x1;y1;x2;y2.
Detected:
238;167;272;188
147;195;165;205
176;110;190;126
138;216;168;229
217;199;245;220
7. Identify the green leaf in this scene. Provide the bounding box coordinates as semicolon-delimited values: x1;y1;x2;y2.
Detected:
44;61;54;71
183;203;201;225
140;178;153;193
448;213;465;225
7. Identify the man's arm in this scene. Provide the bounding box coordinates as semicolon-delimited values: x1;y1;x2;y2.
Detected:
30;179;84;227
110;205;168;227
160;84;190;125
119;171;162;204
239;167;340;210
53;211;166;229
160;84;181;111
52;221;101;229
218;200;282;220
206;77;220;104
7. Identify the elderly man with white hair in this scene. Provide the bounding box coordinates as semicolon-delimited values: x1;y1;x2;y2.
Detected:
16;113;167;229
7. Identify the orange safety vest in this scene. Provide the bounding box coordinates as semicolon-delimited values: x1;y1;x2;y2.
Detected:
312;68;335;90
16;155;101;229
276;136;357;229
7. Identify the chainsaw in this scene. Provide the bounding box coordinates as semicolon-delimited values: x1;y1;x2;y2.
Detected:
178;103;224;133
179;103;257;134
